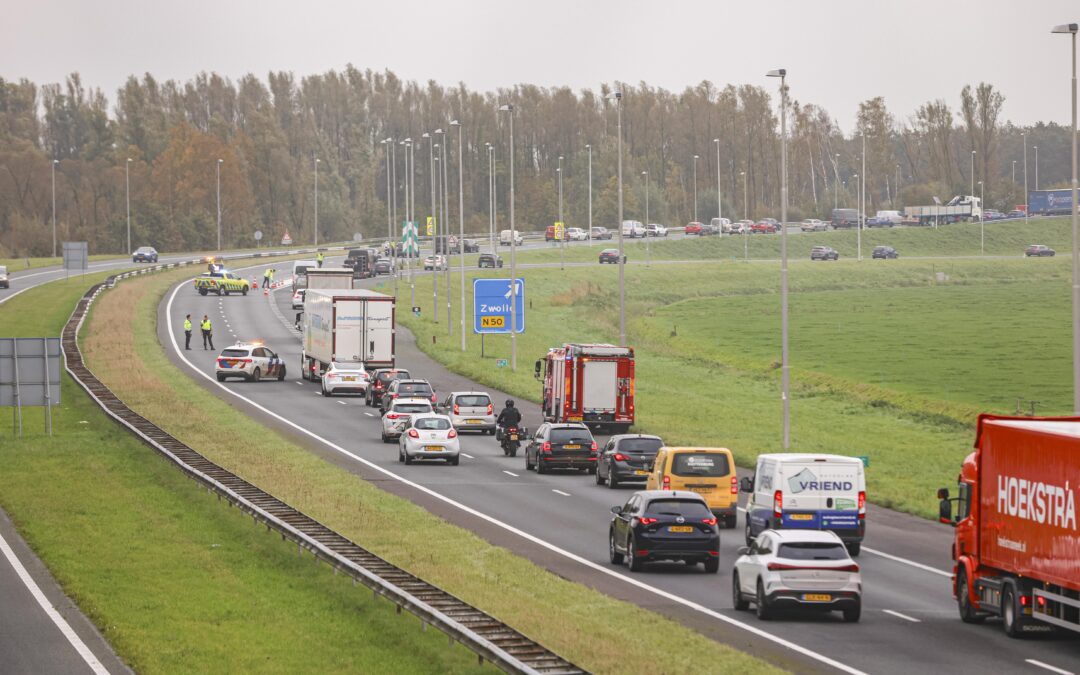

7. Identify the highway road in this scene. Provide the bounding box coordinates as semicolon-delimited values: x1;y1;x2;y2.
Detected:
159;255;1080;675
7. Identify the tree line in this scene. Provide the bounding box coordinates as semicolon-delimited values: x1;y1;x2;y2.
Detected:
0;68;1072;256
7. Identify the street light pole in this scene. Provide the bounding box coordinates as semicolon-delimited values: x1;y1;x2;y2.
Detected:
397;141;408;297
860;135;865;261
487;143;495;252
587;144;593;243
1035;145;1040;190
1024;132;1030;224
741;170;748;261
1053;22;1080;413
441;130;452;335
643;170;650;266
1012;160;1017;185
714;138;722;236
693;154;699;224
768;68;791;449
408;139;416;307
314;156;320;247
452;120;466;351
429;135;439;321
384;138;393;250
216;158;223;252
971;150;977;199
979;180;985;254
51;159;58;258
125;158;132;255
607;91;626;347
498;104;518;370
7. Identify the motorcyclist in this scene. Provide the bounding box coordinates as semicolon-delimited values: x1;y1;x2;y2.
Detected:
496;399;522;442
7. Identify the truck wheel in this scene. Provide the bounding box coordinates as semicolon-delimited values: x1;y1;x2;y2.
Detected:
956;570;986;624
300;359;308;381
1002;587;1027;638
846;543;861;557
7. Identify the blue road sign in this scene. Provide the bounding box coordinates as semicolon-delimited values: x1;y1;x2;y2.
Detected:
473;278;525;334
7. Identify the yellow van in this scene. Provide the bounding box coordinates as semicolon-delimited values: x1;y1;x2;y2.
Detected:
646;447;738;527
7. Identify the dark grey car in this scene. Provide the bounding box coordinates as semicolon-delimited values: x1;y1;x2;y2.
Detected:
596;434;664;488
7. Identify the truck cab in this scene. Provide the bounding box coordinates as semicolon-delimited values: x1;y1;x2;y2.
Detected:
535;343;635;433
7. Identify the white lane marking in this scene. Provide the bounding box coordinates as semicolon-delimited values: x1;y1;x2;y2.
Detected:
364;412;374;417
552;489;571;497
0;530;111;675
736;506;950;578
461;453;474;459
1026;659;1075;675
337;401;347;405
502;470;519;478
295;381;303;386
882;609;920;623
166;280;865;675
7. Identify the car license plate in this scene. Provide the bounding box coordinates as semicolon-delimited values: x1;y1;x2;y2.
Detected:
668;526;694;533
466;419;482;425
691;487;712;493
509;434;518;441
343;376;356;382
424;446;443;451
634;470;648;476
790;514;814;521
564;444;581;450
803;593;832;602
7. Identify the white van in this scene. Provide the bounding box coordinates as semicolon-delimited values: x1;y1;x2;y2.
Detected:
874;210;903;226
740;453;866;555
621;220;645;238
292;260;317;288
499;229;523;246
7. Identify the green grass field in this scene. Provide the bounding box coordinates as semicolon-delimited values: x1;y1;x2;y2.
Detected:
396;246;1073;519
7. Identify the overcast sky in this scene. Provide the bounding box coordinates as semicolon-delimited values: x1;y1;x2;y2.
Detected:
3;0;1077;132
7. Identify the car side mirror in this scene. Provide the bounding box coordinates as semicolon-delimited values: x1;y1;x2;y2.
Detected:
534;359;542;380
740;477;754;493
936;487;950;500
939;498;954;526
736;546;750;556
610;506;622;515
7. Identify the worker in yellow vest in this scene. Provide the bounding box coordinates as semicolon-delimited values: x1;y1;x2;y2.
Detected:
183;314;192;350
201;315;214;350
316;252;325;268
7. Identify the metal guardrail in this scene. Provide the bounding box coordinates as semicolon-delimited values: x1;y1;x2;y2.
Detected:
59;253;585;675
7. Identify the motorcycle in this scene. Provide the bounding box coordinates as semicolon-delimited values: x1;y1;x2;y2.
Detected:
500;426;526;457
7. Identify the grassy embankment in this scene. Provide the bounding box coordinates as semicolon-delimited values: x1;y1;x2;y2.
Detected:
0;254;119;272
0;268;491;673
76;265;779;673
397;242;1073;519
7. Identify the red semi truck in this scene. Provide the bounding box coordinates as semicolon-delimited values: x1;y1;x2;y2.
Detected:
938;415;1080;636
535;344;635;433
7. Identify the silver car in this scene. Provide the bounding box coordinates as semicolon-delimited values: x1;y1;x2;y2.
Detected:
398;413;461;465
438;391;495;434
0;265;8;289
381;398;433;442
321;362;369;397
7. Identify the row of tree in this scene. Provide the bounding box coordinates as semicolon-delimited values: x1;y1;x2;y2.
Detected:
0;69;1073;256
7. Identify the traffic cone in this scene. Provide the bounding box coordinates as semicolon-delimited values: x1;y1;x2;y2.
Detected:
251;278;259;289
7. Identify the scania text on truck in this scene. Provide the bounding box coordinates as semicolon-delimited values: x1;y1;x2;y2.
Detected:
301;289;395;381
535;343;635;433
938;415;1080;637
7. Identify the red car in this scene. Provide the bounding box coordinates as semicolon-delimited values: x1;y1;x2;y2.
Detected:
751;221;778;234
684;222;704;235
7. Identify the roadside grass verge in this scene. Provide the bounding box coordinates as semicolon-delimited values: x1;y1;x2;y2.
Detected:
0;271;492;674
1;254;119;273
396;256;1072;519
80;265;780;674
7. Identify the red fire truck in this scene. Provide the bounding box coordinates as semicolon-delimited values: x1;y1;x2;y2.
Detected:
534;343;635;432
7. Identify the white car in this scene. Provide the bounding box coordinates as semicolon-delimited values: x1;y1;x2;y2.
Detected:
732;530;862;622
291;288;307;310
398;413;461;465
381;398;434;442
320;362;369;397
800;219;827;232
621;220;646;238
0;265;8;289
437;391;496;433
215;343;287;382
499;229;524;246
566;227;587;241
423;255;448;271
646;223;668;237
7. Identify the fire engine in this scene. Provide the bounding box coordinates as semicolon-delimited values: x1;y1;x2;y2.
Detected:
534;343;635;432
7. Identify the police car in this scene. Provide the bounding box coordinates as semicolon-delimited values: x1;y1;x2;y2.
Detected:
215;342;287;382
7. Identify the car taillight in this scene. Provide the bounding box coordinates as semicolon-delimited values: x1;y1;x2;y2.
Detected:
702;517;717;526
613;453;628;461
486;403;493;415
375;382;383;390
453;404;460;415
773;490;783;518
767;562;860;573
448;429;457;439
386;413;399;420
590;441;598;453
542;442;552;453
431;394;437;403
731;476;738;494
858;490;866;519
407;429;419;438
662;475;670;490
638;517;658;525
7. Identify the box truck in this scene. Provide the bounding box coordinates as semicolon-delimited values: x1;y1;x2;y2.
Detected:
1028;189;1077;216
535;343;635;432
305;268;355;290
301;289;395;380
938;415;1080;636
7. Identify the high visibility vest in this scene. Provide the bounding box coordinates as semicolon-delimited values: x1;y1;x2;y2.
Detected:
184;319;192;331
201;319;211;331
317;253;324;262
267;269;275;280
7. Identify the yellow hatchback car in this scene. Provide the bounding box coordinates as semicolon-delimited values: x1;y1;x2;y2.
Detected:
646;447;738;527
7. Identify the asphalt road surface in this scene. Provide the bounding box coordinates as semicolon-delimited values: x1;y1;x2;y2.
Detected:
158;255;1080;675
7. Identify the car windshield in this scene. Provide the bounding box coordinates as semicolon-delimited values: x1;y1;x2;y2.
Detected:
671;452;730;477
456;395;490;407
394;404;432;414
645;499;711;518
617;438;663;453
414;417;451;430
777;542;849;561
550;428;592;444
221;349;249;357
332;363;364;372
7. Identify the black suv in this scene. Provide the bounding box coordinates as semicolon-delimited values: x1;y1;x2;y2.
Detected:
811;246;839;261
596;434;664;488
872;246;899;259
478;253;503;268
525;423;598;474
608;490;720;573
599;249;622;264
366;368;412;407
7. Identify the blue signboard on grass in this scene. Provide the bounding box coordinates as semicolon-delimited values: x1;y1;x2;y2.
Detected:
473;278;525;334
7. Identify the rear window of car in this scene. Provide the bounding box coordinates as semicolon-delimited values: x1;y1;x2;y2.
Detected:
332;363;365;372
777;543;849;561
550;428;593;444
414;417;451;430
617;438;663;454
394;403;432;414
455;395;490;407
378;370;410;383
644;499;711;518
671;452;730;477
221;349;249;357
397;382;432;395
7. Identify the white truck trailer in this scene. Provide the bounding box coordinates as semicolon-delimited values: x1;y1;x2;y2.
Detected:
904;195;982;225
305;268;355;290
301;289;395;380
